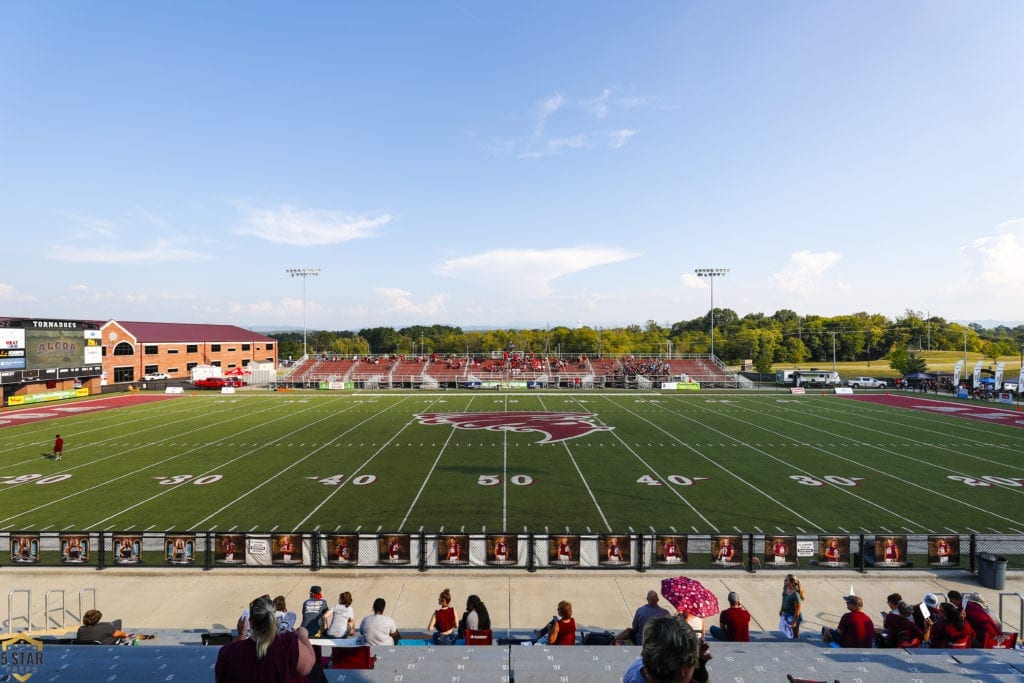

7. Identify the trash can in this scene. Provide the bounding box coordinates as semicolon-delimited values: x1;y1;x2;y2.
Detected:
977;552;1007;590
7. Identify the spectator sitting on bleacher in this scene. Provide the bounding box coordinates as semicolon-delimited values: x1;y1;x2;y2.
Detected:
948;590;1001;647
622;615;712;683
709;592;749;642
427;588;458;645
924;602;975;648
325;591;355;638
617;590;670;645
545;600;576;645
77;609;130;644
215;595;315;682
273;595;296;634
459;594;491;638
822;594;874;648
360;597;400;645
876;593;922;648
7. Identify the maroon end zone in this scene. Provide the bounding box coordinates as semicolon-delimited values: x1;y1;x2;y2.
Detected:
844;392;1024;429
0;393;182;428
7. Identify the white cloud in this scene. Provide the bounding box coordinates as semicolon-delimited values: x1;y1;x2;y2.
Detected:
235;203;391;246
959;219;1024;292
581;89;613;119
772;250;842;293
374;287;449;316
0;283;37;302
608;129;636;148
51;210;119;238
681;273;706;289
47;242;210;264
533;93;565;138
436;246;641;297
501;88;651;158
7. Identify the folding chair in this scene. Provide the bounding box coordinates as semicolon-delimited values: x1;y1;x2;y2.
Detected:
464;629;493;645
330;645;377;669
983;632;1018;649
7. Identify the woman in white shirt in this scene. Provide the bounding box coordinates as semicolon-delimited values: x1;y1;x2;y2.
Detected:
326;591;355;638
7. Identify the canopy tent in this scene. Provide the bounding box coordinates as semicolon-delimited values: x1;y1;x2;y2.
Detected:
902;372;934;380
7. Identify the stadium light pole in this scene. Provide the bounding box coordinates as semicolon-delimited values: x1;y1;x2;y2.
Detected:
286;268;320;359
694;268;729;359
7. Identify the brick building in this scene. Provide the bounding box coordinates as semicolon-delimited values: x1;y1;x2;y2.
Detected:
101;321;278;383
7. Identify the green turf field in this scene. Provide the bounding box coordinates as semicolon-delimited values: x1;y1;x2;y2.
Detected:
1;391;1023;536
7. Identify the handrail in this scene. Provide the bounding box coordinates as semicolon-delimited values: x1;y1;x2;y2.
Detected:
78;588;97;626
44;589;66;629
7;588;31;632
998;591;1023;635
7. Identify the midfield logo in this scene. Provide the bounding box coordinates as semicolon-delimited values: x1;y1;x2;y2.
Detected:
415;411;612;443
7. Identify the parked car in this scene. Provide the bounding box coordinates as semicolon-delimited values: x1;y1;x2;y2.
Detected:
846;376;887;389
142;372;170;381
193;376;244;389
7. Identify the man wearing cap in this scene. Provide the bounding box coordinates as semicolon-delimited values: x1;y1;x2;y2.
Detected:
709;592;750;642
822;594;874;648
948;590;1001;647
300;585;330;637
913;593;939;631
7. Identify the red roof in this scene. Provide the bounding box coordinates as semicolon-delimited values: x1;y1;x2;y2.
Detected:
111;321;277;344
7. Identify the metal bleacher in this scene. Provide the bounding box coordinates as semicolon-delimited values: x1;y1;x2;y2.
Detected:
28;641;1024;682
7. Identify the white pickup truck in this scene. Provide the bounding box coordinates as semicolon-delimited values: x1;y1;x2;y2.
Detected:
847;376;887;389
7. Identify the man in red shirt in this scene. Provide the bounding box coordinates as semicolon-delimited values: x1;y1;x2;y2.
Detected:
822;595;874;647
53;434;64;461
709;592;750;642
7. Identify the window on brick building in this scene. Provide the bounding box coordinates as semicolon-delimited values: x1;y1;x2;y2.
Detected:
113;342;134;356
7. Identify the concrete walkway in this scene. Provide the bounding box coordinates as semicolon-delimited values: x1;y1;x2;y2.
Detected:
5;566;1022;642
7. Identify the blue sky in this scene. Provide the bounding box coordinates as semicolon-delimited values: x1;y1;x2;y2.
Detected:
1;2;1022;331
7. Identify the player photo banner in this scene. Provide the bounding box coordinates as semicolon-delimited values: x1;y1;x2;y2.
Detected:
113;534;142;565
928;535;959;568
438;534;468;566
599;534;631;567
164;534;196;566
327;534;358;567
763;535;797;568
379;534;411;565
61;533;90;565
215;533;246;565
272;533;303;566
655;535;687;566
484;534;516;566
711;535;742;567
10;533;40;564
875;535;908;568
548;535;580;567
817;535;850;567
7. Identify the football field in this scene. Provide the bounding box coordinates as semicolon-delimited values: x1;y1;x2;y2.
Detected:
1;391;1023;536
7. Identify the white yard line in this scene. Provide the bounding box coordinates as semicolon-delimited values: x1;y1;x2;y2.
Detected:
728;397;1023;527
608;397;829;532
196;396;414;530
0;399;292;526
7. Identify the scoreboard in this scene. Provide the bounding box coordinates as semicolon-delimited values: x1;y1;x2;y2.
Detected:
0;319;103;384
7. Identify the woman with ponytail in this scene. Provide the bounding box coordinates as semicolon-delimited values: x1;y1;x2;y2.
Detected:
215;595;315;682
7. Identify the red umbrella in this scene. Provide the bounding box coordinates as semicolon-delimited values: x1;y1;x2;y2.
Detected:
660;576;719;618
